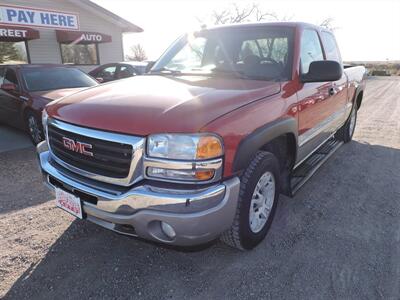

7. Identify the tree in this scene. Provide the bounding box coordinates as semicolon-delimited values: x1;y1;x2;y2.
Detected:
197;3;278;25
319;17;338;31
198;3;334;30
126;44;147;61
198;3;283;25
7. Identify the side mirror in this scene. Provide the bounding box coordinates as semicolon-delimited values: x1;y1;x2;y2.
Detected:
300;60;342;83
145;61;156;73
1;83;16;91
95;77;104;83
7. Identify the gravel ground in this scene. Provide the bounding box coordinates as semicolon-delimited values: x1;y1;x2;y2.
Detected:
1;77;399;299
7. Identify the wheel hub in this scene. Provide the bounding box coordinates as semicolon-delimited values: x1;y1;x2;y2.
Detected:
249;171;275;233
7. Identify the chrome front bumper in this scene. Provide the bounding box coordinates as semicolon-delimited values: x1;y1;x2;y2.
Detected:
37;141;240;246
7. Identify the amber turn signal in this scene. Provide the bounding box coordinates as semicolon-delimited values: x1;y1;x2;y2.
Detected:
194;170;215;181
196;136;223;159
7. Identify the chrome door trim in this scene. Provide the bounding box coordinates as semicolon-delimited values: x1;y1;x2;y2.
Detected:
298;106;347;148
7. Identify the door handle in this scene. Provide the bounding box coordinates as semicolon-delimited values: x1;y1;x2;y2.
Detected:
329;87;337;96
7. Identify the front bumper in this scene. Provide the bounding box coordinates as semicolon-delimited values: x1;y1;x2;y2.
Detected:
37;141;240;246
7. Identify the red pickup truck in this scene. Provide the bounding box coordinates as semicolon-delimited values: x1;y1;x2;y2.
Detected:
37;22;366;250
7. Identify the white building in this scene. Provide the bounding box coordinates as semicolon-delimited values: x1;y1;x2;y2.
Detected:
0;0;142;72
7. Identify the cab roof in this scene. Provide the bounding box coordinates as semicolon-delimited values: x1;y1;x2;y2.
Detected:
204;21;328;32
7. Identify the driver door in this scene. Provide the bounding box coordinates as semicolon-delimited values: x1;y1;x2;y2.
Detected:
0;67;6;121
0;68;22;126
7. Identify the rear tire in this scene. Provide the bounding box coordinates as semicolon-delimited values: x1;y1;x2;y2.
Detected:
25;111;44;145
336;104;357;143
220;151;280;250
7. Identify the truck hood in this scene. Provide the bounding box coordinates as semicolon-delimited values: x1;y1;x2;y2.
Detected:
46;75;280;135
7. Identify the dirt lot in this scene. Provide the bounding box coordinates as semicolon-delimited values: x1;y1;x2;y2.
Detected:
1;77;399;299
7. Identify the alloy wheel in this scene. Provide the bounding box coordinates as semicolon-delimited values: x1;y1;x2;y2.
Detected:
28;115;43;144
249;171;276;233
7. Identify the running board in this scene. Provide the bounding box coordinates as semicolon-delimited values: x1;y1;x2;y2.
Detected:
290;138;343;196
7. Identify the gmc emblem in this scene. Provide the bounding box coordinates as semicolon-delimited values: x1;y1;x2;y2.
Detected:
62;137;93;157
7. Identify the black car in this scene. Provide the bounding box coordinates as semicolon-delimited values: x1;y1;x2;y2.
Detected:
89;61;149;83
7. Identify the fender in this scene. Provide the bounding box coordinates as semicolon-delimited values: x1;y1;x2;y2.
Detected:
232;117;298;172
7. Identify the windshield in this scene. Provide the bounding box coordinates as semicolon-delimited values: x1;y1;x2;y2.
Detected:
152;26;294;81
22;67;98;92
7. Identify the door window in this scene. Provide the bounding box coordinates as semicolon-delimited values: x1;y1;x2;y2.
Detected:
96;66;117;81
300;29;324;74
321;31;342;63
117;66;136;79
4;69;19;90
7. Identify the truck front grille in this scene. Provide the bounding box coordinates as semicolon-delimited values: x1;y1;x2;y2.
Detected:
46;119;144;186
48;125;132;178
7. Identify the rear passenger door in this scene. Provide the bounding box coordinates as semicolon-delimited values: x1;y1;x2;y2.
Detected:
296;29;338;163
320;31;349;128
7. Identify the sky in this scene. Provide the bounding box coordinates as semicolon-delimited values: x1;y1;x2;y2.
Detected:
93;0;400;62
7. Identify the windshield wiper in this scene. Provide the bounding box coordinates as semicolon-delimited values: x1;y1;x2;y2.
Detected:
211;67;274;81
211;67;244;76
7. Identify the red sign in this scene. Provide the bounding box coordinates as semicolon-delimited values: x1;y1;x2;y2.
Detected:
56;30;111;44
0;25;39;41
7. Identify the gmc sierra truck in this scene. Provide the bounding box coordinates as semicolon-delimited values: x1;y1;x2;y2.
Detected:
37;22;366;250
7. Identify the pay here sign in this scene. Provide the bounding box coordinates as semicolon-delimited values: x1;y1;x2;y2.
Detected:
0;5;79;30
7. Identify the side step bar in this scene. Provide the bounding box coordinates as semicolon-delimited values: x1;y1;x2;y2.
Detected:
289;138;344;196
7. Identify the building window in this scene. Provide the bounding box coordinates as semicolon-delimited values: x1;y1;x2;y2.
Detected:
60;43;99;65
0;41;29;64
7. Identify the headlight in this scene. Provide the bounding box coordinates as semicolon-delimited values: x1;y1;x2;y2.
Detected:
147;134;223;160
42;109;48;136
145;133;224;183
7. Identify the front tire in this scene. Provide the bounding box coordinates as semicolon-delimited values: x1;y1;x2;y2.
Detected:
221;151;280;250
25;111;44;145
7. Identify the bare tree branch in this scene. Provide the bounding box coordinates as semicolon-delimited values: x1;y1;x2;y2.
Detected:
199;2;284;25
320;17;338;31
125;44;147;62
255;4;278;21
198;3;339;32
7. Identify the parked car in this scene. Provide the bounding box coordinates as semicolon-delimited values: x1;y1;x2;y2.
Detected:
37;22;366;250
0;64;98;144
89;61;149;83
